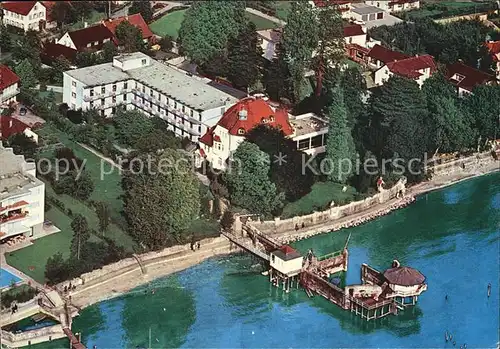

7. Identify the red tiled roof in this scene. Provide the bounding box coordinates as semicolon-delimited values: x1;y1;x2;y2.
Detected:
2;1;37;15
41;43;77;63
0;116;29;140
102;13;154;41
389;0;418;5
368;44;410;64
344;23;365;37
313;0;351;7
199;98;293;145
486;41;500;61
444;62;496;92
67;24;114;50
199;148;206;157
0;65;20;91
279;245;298;255
386;54;437;79
383;266;425;286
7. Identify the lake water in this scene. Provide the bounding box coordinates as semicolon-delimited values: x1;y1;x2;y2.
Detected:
34;173;499;348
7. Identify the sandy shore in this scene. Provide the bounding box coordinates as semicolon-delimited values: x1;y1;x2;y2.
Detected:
68;162;499;310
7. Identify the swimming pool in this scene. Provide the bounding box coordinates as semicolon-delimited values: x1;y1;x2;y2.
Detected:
0;268;22;288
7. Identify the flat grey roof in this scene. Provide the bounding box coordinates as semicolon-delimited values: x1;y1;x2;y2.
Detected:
352;3;384;15
65;53;238;111
0;147;41;200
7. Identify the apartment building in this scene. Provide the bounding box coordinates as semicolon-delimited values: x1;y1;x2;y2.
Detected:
0;65;20;109
198;96;328;170
1;1;47;31
0;145;45;242
62;52;238;141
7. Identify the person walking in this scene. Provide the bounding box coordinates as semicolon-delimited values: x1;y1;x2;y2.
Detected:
487;283;491;297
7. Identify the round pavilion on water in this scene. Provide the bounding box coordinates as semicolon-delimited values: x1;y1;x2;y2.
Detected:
383;260;427;306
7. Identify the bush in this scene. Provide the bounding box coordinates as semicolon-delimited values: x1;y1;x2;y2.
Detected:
0;286;38;309
220;210;235;231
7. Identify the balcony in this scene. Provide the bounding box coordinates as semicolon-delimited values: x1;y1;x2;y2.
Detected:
0;212;28;224
1;88;20;102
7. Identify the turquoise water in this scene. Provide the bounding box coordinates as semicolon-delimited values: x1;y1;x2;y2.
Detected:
36;173;499;348
0;268;22;288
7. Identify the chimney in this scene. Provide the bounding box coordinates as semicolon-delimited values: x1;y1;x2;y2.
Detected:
84;22;88;28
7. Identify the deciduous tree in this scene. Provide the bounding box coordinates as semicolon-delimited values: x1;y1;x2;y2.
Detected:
122;150;201;249
100;41;118;63
52;55;72;84
224;141;284;215
70;215;91;260
15;59;37;88
128;1;153;23
113;109;154;147
115;21;144;53
7;133;38;160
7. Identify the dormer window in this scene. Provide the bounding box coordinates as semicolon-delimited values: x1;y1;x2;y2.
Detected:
450;73;465;83
269;115;275;122
262;118;268;124
237;128;245;135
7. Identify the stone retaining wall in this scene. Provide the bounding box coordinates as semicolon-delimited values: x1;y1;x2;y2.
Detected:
428;151;495;177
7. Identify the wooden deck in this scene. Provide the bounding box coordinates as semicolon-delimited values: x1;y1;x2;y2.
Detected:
63;327;86;349
221;231;270;261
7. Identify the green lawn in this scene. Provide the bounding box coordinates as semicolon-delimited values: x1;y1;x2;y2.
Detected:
37;125;125;226
150;9;187;39
5;207;102;283
37;90;63;104
281;182;359;218
149;9;278;39
274;1;291;21
188;218;220;240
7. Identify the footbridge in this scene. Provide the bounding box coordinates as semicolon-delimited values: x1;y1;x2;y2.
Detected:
221;230;270;261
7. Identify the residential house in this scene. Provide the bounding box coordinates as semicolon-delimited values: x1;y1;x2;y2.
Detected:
445;62;497;96
486;41;500;80
1;1;47;31
40;42;78;66
62;52;238;142
0;144;45;242
0;65;20;109
350;3;403;28
257;28;282;61
310;0;357;19
101;14;155;45
374;54;437;87
364;0;420;12
57;24;115;52
0;113;43;142
198;96;328;170
367;44;409;69
344;23;366;46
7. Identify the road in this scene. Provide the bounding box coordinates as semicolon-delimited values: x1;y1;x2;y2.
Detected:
112;1;185;20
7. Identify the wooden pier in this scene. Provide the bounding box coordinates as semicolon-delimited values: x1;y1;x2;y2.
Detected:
221;224;427;322
63;327;86;349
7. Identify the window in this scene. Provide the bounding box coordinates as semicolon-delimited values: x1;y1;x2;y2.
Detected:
112;96;116;103
262;118;268;124
311;135;323;148
369;13;376;21
72;81;76;87
182;106;185;113
198;126;202;133
271;255;275;263
71;92;76;98
101;87;105;94
142;86;145;93
124;82;128;90
220;107;225;114
93;41;99;46
112;84;117;92
123;94;127;101
376;12;383;19
101;99;105;106
298;139;310;150
190;110;194;117
362;14;368;21
237;128;245;135
90;101;94;108
158;105;160;112
141;59;147;65
90;89;94;97
87;43;91;48
349;37;353;44
269;116;275;122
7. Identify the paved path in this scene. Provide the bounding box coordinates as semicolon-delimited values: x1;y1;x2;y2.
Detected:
245;7;286;26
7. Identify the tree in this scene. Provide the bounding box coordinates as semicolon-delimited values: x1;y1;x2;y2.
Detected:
100;41;117;63
7;133;38;160
70;215;91;260
122;150;201;249
325;86;357;183
464;85;500;142
178;1;246;66
312;6;344;97
281;1;319;102
95;202;111;233
73;171;94;201
369;76;429;180
220;210;235;231
113;109;155;147
75;51;98;68
15;59;37;88
45;253;69;285
224;141;284;215
159;36;174;52
12;29;41;68
128;1;153;23
52;55;72;84
226;21;263;90
0;25;11;52
262;44;294;102
72;1;93;20
246;124;315;202
51;1;73;27
115;21;144;53
134;129;180;153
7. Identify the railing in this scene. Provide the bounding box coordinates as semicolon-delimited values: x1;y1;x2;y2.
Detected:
317;250;342;261
0;212;28;224
347;295;393;310
1;88;21;102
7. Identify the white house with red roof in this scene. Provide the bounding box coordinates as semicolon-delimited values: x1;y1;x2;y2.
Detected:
364;0;420;12
486;41;500;80
1;1;47;31
310;0;355;19
0;65;20;109
374;54;437;87
444;62;497;96
197;96;328;170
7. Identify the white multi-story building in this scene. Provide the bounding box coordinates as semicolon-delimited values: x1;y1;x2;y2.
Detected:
1;1;47;31
0;65;20;109
198;96;328;170
364;0;420;12
62;52;238;142
0;145;45;242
